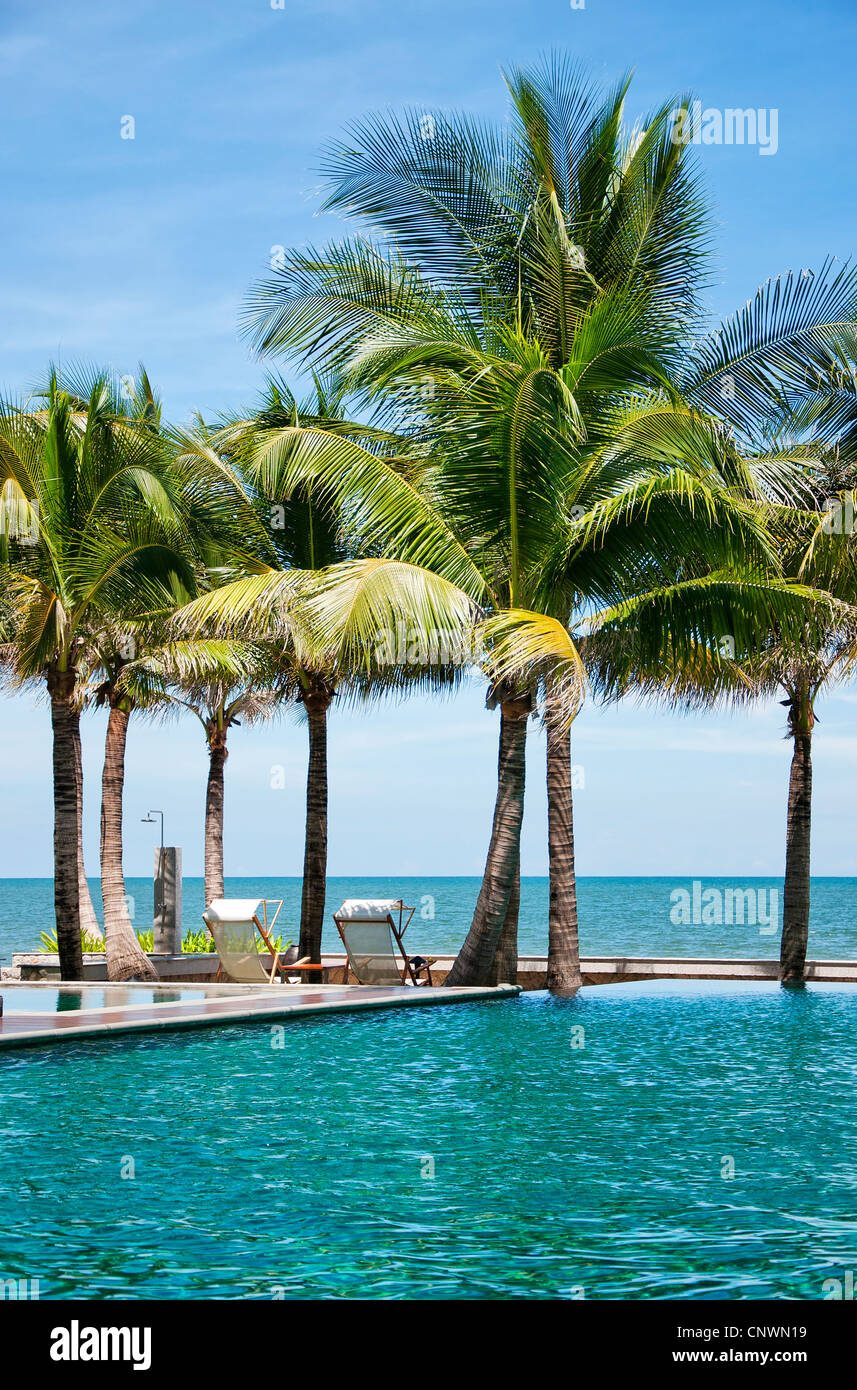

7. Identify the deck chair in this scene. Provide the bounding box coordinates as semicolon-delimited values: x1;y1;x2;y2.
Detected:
332;899;434;986
202;899;324;985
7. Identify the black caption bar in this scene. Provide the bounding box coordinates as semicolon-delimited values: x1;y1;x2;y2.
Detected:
2;1296;852;1376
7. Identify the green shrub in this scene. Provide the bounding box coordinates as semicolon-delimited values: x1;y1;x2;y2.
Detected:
135;929;217;953
38;926;291;956
178;928;218;954
135;929;289;955
38;928;105;954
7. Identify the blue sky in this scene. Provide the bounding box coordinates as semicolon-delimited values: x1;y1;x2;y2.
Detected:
1;0;855;877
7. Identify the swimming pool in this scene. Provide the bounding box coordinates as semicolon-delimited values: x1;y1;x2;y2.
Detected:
1;979;855;1299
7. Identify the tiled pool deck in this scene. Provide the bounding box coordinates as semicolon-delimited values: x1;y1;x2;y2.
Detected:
0;980;521;1050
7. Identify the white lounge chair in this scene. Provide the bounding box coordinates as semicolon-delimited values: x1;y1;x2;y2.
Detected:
332;899;434;986
202;899;323;985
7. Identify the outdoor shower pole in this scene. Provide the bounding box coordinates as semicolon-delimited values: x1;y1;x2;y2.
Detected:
142;811;181;955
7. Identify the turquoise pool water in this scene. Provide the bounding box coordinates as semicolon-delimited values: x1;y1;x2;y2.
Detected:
1;980;856;1299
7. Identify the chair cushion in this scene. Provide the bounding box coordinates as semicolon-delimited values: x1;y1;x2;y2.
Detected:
336;899;402;921
203;899;262;923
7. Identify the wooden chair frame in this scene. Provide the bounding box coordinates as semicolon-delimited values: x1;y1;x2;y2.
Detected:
332;901;434;986
205;899;326;984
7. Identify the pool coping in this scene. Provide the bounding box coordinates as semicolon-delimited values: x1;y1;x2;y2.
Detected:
0;981;522;1050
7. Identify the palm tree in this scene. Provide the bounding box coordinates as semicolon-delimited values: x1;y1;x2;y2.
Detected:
0;595;101;940
0;366;196;979
72;721;102;942
241;60;857;988
578;430;857;989
244;155;832;992
232;289;808;990
87;378;250;980
125;639;290;907
239;57;715;987
772;580;856;988
582;529;850;990
168;379;443;964
87;627;158;981
218;380;362;959
679;270;857;984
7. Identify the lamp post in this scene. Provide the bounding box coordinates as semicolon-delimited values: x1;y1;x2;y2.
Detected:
141;810;181;955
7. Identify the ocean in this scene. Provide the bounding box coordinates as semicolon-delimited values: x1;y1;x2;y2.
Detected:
1;875;855;965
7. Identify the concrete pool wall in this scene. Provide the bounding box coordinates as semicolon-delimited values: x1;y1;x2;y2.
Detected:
8;950;857;987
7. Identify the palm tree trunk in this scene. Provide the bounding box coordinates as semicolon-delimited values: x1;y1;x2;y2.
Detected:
101;701;157;982
73;718;102;941
780;691;814;987
547;706;582;992
446;691;531;986
487;859;519;985
48;664;83;980
299;682;331;964
204;726;227;907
